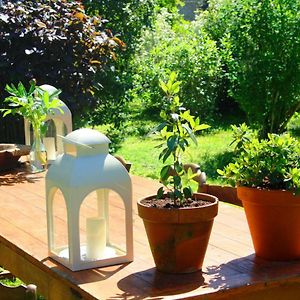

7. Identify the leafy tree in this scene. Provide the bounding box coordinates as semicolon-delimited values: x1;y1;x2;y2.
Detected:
82;0;182;151
200;0;300;138
130;9;222;121
0;0;120;142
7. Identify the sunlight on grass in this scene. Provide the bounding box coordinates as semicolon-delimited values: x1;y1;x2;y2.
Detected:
0;277;23;287
116;129;234;185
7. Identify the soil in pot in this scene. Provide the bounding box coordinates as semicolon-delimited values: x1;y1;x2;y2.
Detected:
138;193;218;273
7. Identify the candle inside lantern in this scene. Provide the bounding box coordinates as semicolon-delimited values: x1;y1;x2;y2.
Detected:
44;137;56;161
86;217;106;260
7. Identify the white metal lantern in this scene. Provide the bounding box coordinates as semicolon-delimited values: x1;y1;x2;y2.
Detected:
45;128;133;271
24;84;73;162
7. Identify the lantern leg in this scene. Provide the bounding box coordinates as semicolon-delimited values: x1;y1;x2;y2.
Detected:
66;201;81;269
121;188;134;261
46;187;57;253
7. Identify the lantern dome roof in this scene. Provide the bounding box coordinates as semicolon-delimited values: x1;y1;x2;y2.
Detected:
63;128;110;147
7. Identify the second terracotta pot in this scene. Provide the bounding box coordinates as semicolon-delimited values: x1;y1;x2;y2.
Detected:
238;186;300;260
137;193;218;273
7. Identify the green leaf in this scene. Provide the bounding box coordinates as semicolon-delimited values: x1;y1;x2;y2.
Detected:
43;91;50;107
173;95;180;107
174;162;183;174
173;175;181;187
183;187;192;199
217;169;224;175
162;148;172;163
160;165;171;181
171;81;181;94
159;147;168;160
2;109;12;117
149;122;167;135
167;135;178;151
169;71;177;82
174;189;182;200
5;84;15;95
28;81;36;95
182;124;197;145
17;82;26;96
156;187;164;199
159;80;168;94
195;124;210;131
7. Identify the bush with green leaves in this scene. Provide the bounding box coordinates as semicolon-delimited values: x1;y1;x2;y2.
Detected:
0;0;120;142
83;0;182;52
200;0;300;138
154;72;210;206
82;0;182;150
287;112;300;137
218;131;300;194
130;9;222;121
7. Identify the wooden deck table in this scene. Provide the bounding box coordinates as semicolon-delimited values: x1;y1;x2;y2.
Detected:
0;170;300;300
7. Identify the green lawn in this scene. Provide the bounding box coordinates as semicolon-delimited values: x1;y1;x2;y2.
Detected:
116;129;234;185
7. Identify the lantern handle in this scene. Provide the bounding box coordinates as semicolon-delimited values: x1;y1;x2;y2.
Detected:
57;135;94;149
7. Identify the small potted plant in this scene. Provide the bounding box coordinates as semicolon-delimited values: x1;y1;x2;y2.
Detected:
1;80;63;173
137;72;218;273
218;127;300;260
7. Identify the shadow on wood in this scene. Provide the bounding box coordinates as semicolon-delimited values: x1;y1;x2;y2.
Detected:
115;267;205;299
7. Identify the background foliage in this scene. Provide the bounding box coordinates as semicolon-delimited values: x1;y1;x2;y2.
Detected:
130;9;222;122
0;0;119;142
82;0;182;151
200;0;300;138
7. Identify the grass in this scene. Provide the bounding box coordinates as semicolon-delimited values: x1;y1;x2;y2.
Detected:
116;128;234;185
0;277;23;287
96;114;300;186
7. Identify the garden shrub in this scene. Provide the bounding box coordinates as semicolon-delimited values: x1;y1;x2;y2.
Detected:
81;0;158;149
130;9;222;122
200;0;300;138
81;1;182;151
83;0;182;52
82;0;182;144
0;0;120;141
219;132;300;193
287;112;300;137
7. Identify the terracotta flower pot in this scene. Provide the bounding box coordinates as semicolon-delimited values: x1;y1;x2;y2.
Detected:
238;186;300;260
137;193;218;273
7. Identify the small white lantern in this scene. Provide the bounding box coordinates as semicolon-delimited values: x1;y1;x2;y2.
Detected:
45;128;133;271
24;85;73;163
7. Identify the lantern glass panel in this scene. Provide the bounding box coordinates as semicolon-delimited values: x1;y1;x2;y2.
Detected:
79;189;126;262
45;119;56;138
51;188;68;257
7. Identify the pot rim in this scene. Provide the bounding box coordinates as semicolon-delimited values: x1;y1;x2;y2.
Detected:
237;185;298;195
138;192;218;210
237;185;300;207
137;192;219;224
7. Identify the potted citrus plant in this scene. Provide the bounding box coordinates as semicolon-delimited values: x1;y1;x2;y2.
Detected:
137;73;218;273
218;128;300;260
1;80;63;172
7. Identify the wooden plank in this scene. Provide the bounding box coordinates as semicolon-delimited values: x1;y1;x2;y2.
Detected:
0;172;300;299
